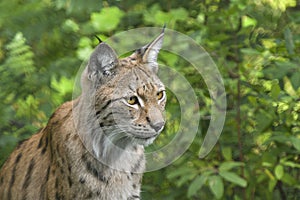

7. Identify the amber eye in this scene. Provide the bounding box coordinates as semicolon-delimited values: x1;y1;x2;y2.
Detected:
157;91;165;100
127;96;139;105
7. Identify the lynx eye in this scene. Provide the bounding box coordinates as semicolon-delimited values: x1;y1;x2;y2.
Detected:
127;96;139;105
157;91;165;100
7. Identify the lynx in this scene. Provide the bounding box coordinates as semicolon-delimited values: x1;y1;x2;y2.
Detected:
0;29;166;200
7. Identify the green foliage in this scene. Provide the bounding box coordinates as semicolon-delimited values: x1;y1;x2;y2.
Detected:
91;7;125;32
0;32;40;164
144;4;188;27
1;0;300;199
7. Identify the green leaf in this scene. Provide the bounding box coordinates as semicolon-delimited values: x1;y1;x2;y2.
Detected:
219;171;247;187
176;173;196;187
62;19;79;33
76;46;93;61
274;165;284;180
91;7;124;32
270;82;281;99
290;71;300;89
160;51;179;67
240;48;261;56
268;179;277;192
219;161;245;171
221;147;232;161
143;5;188;26
281;161;300;168
187;175;208;198
284;27;295;54
284;76;297;97
170;8;188;21
281;173;297;186
166;167;193;179
263;61;297;80
242;15;257;27
143;4;161;25
265;134;290;145
208;175;224;199
78;37;92;48
255;110;273;133
291;137;300;151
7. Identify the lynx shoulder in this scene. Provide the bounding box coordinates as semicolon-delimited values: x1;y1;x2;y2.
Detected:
0;30;166;200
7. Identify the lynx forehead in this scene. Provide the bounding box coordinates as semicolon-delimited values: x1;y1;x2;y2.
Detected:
0;29;166;200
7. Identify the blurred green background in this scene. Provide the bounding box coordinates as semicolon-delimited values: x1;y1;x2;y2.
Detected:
0;0;300;199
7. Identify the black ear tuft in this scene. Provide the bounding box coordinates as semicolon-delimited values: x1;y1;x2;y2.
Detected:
162;23;166;32
95;35;102;44
87;42;118;82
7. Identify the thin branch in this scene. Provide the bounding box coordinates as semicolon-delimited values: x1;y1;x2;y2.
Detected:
234;16;245;200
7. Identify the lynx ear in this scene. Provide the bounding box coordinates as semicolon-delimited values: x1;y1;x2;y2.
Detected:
87;42;118;82
137;29;164;73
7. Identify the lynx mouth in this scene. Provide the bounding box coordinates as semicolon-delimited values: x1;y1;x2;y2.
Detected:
131;133;159;146
133;133;159;140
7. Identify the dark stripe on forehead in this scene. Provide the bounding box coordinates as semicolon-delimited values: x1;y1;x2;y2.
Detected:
132;67;158;90
137;66;152;78
137;82;157;97
133;70;139;81
128;84;136;93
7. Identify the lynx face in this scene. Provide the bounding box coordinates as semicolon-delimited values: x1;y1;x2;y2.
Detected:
80;30;166;154
96;63;166;147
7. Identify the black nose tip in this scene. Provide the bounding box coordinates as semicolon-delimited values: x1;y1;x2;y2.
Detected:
151;122;165;132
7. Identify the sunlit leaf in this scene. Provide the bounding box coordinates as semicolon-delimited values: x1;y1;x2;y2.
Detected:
284;76;297;97
219;171;247;187
284;27;295;54
91;7;124;32
208;175;224;199
242;15;257;27
187;175;208;198
62;19;79;33
291;137;300;151
274;164;284;180
219;161;245;171
281;161;300;168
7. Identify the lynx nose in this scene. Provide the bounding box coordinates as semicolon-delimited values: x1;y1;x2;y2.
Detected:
150;122;165;132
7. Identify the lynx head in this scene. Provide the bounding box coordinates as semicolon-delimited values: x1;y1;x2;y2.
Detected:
80;30;166;152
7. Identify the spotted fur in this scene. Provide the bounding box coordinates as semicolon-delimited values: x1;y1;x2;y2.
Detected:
0;30;166;200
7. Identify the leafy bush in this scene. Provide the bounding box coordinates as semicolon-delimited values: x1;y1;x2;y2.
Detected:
0;0;299;199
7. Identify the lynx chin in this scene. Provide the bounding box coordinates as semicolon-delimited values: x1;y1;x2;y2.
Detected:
0;29;166;200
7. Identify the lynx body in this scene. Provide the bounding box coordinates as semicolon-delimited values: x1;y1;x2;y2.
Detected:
0;30;166;200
